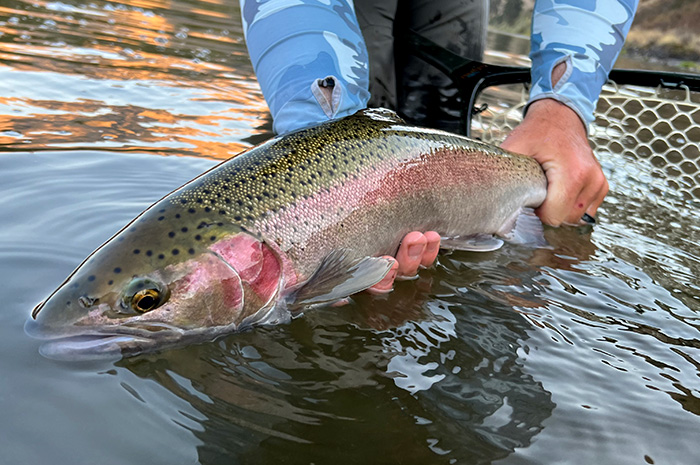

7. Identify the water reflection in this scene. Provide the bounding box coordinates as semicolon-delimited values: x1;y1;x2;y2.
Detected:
0;0;270;157
120;251;556;463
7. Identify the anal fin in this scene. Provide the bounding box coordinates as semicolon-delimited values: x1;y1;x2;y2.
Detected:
440;208;547;252
500;208;547;247
440;234;504;252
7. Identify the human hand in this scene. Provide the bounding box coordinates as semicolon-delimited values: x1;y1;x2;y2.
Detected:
500;98;608;226
368;231;440;293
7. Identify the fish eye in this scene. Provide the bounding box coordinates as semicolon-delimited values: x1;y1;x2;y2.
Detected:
131;289;161;312
122;278;169;313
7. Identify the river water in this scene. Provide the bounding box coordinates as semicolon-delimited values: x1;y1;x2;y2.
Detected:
1;1;699;464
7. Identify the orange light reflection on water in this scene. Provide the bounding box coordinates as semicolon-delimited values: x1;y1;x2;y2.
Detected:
0;92;264;158
0;0;270;159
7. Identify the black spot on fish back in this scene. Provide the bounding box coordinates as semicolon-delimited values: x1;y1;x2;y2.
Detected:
163;109;406;227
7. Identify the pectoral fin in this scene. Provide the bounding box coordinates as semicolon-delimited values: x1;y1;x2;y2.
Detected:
283;249;394;314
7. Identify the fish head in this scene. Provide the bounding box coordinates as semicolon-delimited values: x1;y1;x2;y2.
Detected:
27;208;290;360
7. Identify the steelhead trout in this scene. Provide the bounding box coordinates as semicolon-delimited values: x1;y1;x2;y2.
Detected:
27;108;546;360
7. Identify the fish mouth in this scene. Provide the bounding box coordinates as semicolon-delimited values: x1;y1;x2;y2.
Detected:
37;334;154;361
24;319;181;361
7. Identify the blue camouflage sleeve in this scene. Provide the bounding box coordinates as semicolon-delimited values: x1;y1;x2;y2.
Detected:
529;0;638;130
240;0;369;135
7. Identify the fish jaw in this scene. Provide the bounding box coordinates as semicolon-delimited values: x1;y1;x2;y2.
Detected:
24;320;182;361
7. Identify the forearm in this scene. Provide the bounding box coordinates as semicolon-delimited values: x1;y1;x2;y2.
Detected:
240;0;370;135
528;0;639;130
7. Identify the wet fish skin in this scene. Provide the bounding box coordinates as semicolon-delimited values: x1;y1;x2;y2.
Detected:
27;108;547;359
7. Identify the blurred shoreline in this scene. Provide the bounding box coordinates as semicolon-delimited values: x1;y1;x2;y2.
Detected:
490;0;700;72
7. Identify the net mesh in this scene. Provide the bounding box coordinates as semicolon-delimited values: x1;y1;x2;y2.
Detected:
470;80;700;206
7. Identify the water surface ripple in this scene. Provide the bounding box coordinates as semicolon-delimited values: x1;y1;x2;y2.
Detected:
1;0;269;157
1;1;699;464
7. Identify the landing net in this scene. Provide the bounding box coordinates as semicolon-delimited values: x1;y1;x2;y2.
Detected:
470;80;700;208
